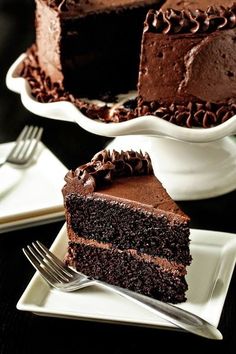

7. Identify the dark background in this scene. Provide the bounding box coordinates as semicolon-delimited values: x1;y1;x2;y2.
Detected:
0;0;110;167
0;1;235;353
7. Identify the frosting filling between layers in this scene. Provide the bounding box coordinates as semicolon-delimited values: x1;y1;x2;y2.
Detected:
66;235;187;276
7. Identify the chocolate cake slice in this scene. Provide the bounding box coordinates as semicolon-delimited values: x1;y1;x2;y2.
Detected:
137;1;236;127
62;150;191;303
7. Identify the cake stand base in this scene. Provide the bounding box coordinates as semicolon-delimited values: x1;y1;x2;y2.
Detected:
106;135;236;201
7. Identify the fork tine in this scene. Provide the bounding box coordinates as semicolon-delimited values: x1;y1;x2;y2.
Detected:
26;245;69;283
21;126;43;161
23;247;61;286
36;241;75;277
28;242;70;282
14;126;43;162
6;125;44;165
8;125;31;158
0;125;44;167
28;126;43;157
17;126;37;159
32;242;73;281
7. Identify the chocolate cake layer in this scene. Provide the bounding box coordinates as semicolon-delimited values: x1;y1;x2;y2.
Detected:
65;241;188;303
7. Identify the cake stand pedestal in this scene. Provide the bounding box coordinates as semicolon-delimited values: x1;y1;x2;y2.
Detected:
6;54;236;201
106;135;236;201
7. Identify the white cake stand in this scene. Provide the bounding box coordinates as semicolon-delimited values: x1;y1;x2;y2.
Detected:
6;54;236;200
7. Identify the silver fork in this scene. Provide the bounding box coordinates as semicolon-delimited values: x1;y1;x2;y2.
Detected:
23;241;222;340
0;125;43;167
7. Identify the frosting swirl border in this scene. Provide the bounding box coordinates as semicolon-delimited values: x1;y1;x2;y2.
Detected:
144;4;236;34
65;149;154;190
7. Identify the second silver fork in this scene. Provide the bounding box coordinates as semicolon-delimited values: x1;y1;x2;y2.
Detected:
23;241;222;340
0;125;43;167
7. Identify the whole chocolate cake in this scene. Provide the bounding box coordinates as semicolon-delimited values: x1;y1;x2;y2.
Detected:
62;150;191;303
18;0;236;127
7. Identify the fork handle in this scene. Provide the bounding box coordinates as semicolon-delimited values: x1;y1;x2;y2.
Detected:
93;280;222;340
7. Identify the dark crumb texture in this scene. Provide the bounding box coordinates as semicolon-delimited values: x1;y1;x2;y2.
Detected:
65;242;188;303
65;194;191;265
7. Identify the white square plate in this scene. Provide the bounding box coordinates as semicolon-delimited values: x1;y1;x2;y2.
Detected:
0;142;67;233
17;224;236;331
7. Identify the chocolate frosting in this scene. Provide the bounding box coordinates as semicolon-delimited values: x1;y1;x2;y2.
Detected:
137;99;236;128
145;4;236;34
20;45;236;127
65;149;153;191
19;45;236;128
